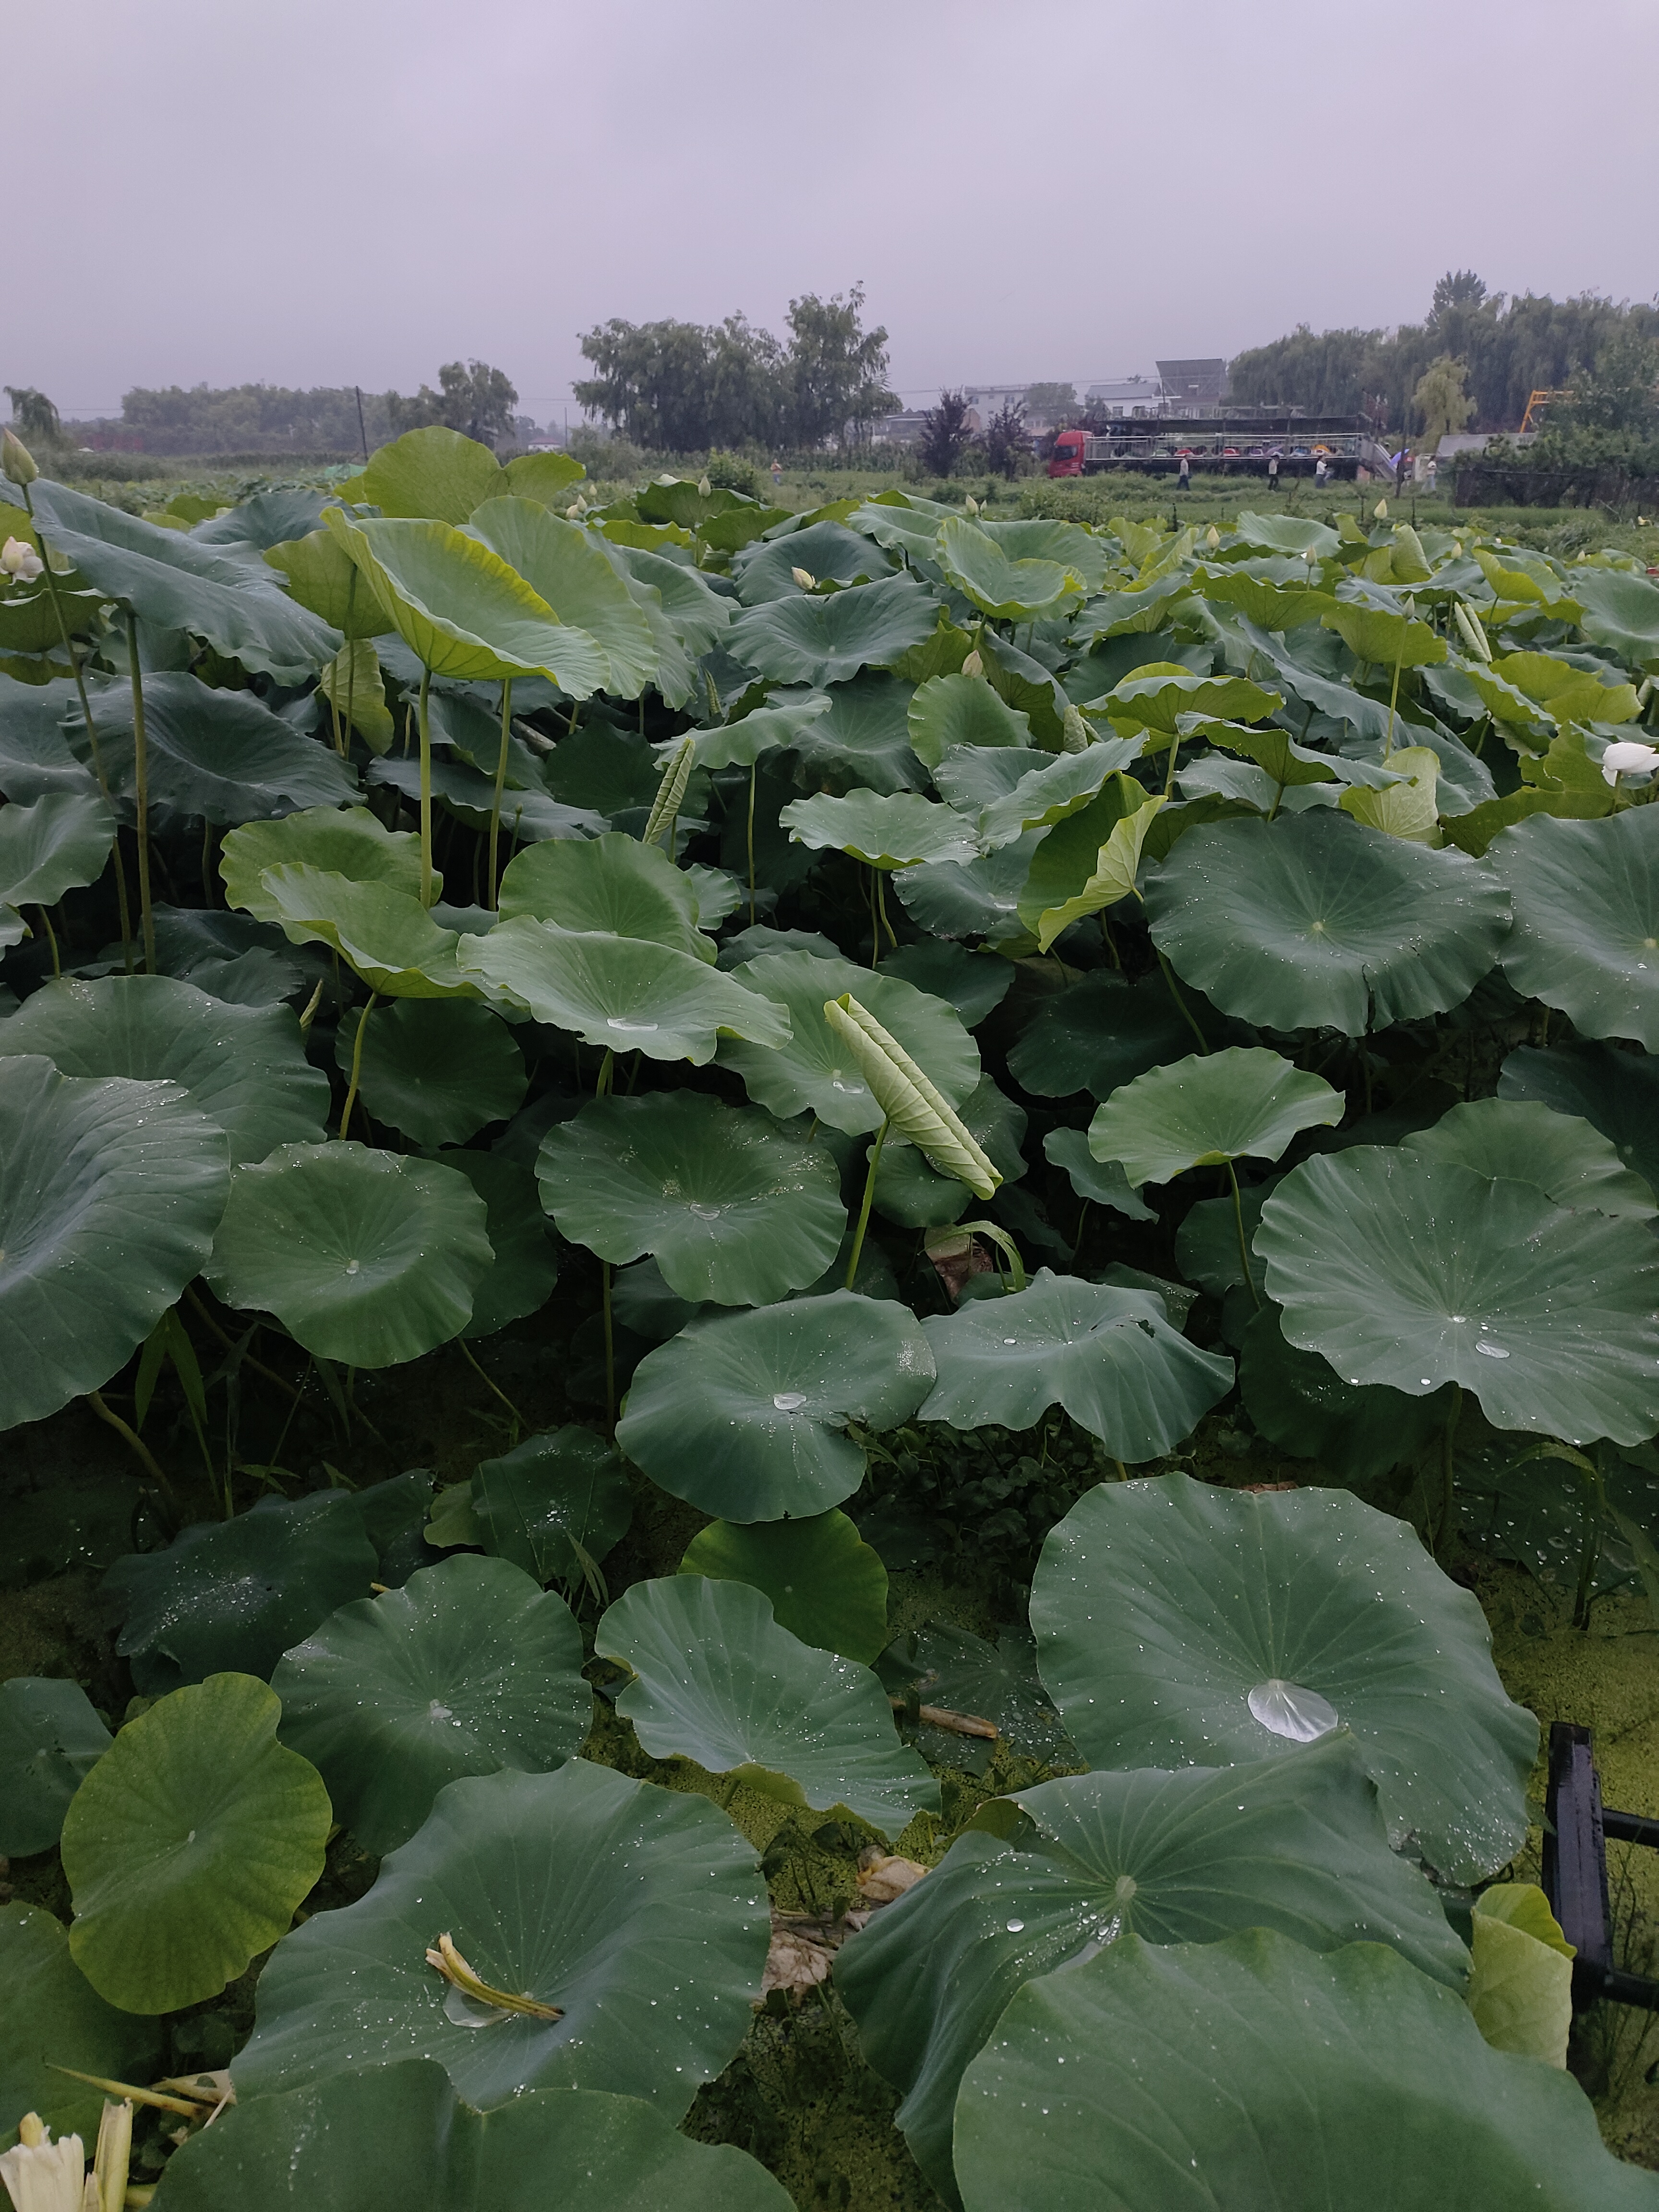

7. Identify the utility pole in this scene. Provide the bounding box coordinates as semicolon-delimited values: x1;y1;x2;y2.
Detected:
354;386;369;463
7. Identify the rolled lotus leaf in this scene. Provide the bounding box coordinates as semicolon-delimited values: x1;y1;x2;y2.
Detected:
824;993;999;1197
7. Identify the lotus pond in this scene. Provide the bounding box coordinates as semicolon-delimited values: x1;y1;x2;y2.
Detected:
4;425;1659;2209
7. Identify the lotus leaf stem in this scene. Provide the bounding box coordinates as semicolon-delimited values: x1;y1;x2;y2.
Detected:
601;1261;616;1434
595;1047;614;1097
124;610;158;975
487;675;513;906
1434;1383;1463;1560
36;904;59;977
416;664;435;904
1155;950;1210;1054
1226;1163;1262;1311
746;761;758;926
86;1389;175;1503
338;992;378;1138
845;1116;890;1288
456;1335;527;1432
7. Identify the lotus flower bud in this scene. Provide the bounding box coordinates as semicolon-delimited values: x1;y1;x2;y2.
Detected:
0;2121;87;2212
697;475;711;497
1373;499;1388;519
965;496;979;516
1205;526;1220;549
1;535;43;583
1601;739;1659;785
791;567;816;590
961;650;983;679
1;428;38;485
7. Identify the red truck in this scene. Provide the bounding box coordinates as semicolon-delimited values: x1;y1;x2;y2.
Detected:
1047;428;1089;477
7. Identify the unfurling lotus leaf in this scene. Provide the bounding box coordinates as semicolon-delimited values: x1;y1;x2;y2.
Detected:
823;992;999;1197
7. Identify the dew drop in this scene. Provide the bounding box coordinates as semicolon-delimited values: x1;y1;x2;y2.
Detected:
607;1018;659;1034
1248;1679;1338;1742
772;1391;807;1412
689;1203;721;1220
1005;1919;1025;1933
346;1259;360;1276
1476;1341;1511;1360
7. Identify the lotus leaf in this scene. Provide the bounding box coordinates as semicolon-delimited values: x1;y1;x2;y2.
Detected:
597;1576;936;1833
1239;1305;1455;1483
1027;792;1167;950
205;1141;494;1367
732;520;895;604
73;673;356;824
1014;777;1166;938
339;998;526;1146
1321;603;1448;668
28;480;339;683
871;1074;1024;1229
1257;1147;1659;1444
769;673;926;794
0;1058;230;1431
106;1487;379;1692
272;1555;589;1854
317;637;395;750
1500;1041;1659;1195
157;2061;792;2212
920;1271;1232;1459
234;1760;769;2113
718;952;976;1133
1007;970;1223;1098
1573;567;1659;670
1041;1129;1155;1221
467;498;655;696
954;1928;1656;2212
1403;1096;1656;1217
472;1425;632;1585
348;427;505;524
430;1150;559;1338
220;804;435;918
259;867;480;997
1087;1047;1344;1186
727;574;938;685
906;673;1032;766
1467;1885;1574;2067
1106;667;1280;735
0;792;113;913
62;1672;331;2013
0;1678;112;1856
537;1093;844;1305
781;788;981;869
1031;1474;1537;1880
891;832;1043;944
679;1509;889;1662
0;974;328;1164
265;526;395;637
616;1292;935;1520
876;938;1012;1026
1145;810;1511;1034
369;750;608;847
0;1906;160;2152
838;1738;1469;2200
1491;807;1659;1047
936;518;1082;623
605;544;731;656
497;830;711;960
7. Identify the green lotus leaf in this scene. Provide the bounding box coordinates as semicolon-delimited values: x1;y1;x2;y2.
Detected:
431;1150;559;1338
1041;1129;1155;1221
317;637;396;751
1087;1046;1344;1186
781;788;981;869
338;998;526;1147
0;974;328;1164
1007;970;1226;1099
1031;1473;1538;1880
1467;1886;1573;2067
597;1576;936;1835
932;745;1050;813
954;1928;1655;2212
1239;1305;1455;1484
260;867;481;998
1500;1041;1659;1196
891;832;1043;944
680;697;833;773
72;674;356;824
369;750;608;847
62;1673;331;2014
0;675;104;805
265;527;396;637
156;2061;793;2212
1404;1097;1656;1218
1106;667;1280;735
936;518;1082;623
466;497;656;696
326;512;608;696
1572;566;1659;670
1172;1178;1273;1298
0;1905;160;2152
472;1425;632;1586
1198;571;1341;630
497;831;711;962
974;742;1146;850
205;1141;494;1367
1012;775;1159;938
679;1508;889;1662
906;673;1032;767
0;792;113;911
349;426;504;523
1146;810;1511;1035
462;919;783;1060
918;1270;1233;1462
1257;1147;1659;1446
727;574;939;685
104;1488;379;1693
732;519;896;604
1233;510;1341;556
981;517;1114;593
0;1058;230;1432
1200;715;1344;785
0;1678;111;1856
718;952;977;1134
765;673;925;795
1490;808;1659;1048
605;544;732;657
1321;603;1449;668
876;938;1012;1027
220;804;436;918
272;1555;589;1855
537;1094;844;1306
616;1292;936;1521
233;1760;769;2113
873;1074;1025;1228
838;1737;1469;2201
28;480;339;683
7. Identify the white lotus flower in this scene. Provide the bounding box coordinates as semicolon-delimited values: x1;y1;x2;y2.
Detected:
790;567;816;590
1602;739;1659;785
0;2118;85;2212
961;650;983;679
0;536;43;584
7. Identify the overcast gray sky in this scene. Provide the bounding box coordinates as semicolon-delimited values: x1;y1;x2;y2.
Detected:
13;0;1657;422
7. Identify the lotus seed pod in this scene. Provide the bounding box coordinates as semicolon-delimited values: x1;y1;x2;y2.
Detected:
1;427;38;484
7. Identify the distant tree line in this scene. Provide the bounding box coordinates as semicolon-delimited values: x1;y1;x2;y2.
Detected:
572;288;896;454
1231;271;1659;436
